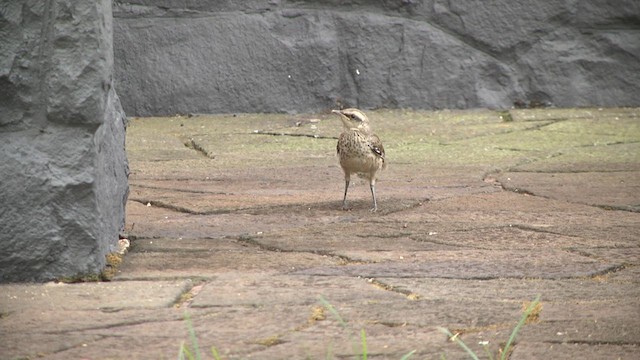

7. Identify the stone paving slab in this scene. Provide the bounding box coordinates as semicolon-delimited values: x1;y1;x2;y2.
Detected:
0;309;185;358
1;281;190;311
383;191;639;245
1;108;639;360
117;239;339;280
292;249;621;279
516;319;639;346
498;171;640;211
511;343;639;360
375;278;638;303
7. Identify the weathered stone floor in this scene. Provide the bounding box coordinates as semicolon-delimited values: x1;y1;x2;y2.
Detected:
1;108;639;359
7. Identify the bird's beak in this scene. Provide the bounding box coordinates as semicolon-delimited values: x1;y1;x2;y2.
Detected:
331;110;341;115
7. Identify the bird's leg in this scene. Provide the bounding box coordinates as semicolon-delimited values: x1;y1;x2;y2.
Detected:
342;173;351;210
342;180;350;210
369;179;378;212
369;173;378;212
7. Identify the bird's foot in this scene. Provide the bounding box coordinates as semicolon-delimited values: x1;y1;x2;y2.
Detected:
369;207;378;212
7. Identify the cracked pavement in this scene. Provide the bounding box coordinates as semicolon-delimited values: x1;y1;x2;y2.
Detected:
1;108;639;359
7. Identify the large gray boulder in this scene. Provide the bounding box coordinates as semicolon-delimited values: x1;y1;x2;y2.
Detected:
113;0;640;116
0;1;129;282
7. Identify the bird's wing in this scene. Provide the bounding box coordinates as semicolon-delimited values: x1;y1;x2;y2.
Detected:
337;133;346;155
368;134;385;160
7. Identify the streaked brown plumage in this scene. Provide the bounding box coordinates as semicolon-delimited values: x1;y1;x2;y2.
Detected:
331;108;386;211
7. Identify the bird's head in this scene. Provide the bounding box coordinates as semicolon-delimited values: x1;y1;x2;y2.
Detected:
331;108;371;133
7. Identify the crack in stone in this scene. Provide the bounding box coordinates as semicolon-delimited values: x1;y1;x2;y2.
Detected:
44;334;110;356
368;279;420;300
448;321;520;337
585;264;627;279
234;234;288;253
409;223;585;250
130;198;334;216
377;320;410;328
574;140;640;148
498;185;537;196
493;146;529;152
442;118;561;144
252;130;337;140
114;275;216;282
184;138;215;159
505;169;639;174
131;183;230;195
375;198;430;216
172;279;207;308
508;224;581;238
355;232;412;239
562;249;639;270
547;339;640;346
233;234;367;266
129;198;236;215
408;236;469;249
495;184;640;214
42;316;183;335
592;204;639;213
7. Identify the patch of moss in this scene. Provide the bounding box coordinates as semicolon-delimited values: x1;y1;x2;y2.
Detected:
497;110;513;122
255;335;285;347
522;300;543;324
101;252;124;281
57;252;124;283
174;292;194;309
58;273;103;284
309;305;326;322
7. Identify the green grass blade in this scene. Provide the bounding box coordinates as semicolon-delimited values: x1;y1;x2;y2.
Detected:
482;343;495;360
319;296;348;328
183;312;202;360
360;329;367;360
318;296;361;359
500;295;541;360
400;349;416;360
437;327;480;360
180;343;195;360
325;340;334;360
211;346;221;360
177;340;186;360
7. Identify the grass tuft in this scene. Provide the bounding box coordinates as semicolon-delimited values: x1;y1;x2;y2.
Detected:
438;295;542;360
319;296;415;360
176;296;541;360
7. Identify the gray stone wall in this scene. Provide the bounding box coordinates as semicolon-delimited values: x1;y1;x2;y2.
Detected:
0;1;129;282
113;0;640;116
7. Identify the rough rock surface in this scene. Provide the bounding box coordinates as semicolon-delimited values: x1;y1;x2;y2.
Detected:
0;1;129;282
113;0;640;116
